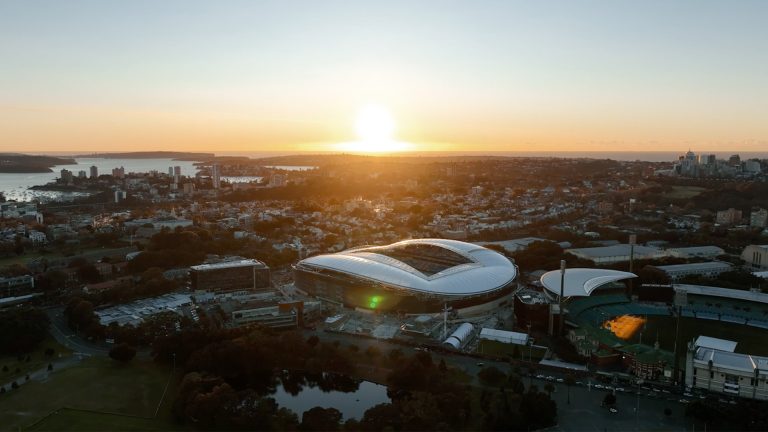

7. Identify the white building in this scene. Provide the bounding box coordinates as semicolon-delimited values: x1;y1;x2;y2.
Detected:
666;246;725;259
650;261;732;281
566;244;665;264
742;245;768;270
686;336;768;400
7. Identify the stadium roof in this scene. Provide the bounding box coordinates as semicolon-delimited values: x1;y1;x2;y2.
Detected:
694;336;737;353
297;239;516;296
674;284;768;305
540;268;637;297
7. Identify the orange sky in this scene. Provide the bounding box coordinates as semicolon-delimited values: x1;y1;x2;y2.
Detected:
2;1;768;153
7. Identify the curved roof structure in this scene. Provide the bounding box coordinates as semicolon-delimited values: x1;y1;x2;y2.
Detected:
297;238;517;296
540;268;636;297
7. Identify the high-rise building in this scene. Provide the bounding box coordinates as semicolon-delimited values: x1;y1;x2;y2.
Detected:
78;170;87;178
60;169;73;184
269;173;287;188
90;165;98;179
173;166;181;176
211;164;220;189
112;166;125;178
716;208;743;225
750;208;768;228
168;167;174;176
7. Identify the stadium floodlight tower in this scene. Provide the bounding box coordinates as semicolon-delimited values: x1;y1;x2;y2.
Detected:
558;259;566;337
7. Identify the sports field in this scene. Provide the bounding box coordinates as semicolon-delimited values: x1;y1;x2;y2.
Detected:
0;357;181;431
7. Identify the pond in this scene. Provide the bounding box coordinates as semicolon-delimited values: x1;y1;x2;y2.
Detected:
271;372;389;421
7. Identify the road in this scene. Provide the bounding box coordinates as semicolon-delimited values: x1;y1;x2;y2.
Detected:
45;307;111;356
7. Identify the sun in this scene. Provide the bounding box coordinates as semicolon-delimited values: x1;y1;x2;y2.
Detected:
336;103;411;153
356;104;395;142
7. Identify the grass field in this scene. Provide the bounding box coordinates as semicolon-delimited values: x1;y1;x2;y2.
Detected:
477;340;548;361
0;336;72;385
663;185;709;199
0;356;182;431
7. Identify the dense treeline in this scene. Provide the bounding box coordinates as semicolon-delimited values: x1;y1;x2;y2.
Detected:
0;307;50;355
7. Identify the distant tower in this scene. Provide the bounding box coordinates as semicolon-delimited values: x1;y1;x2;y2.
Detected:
211;164;220;189
90;165;98;179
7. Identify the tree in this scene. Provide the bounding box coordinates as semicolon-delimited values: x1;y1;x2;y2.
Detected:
664;407;672;417
300;407;342;431
306;335;319;348
11;381;18;389
603;392;616;407
544;382;555;397
109;343;137;362
47;363;53;371
388;348;404;364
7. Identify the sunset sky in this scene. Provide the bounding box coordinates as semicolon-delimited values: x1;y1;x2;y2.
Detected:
2;0;768;153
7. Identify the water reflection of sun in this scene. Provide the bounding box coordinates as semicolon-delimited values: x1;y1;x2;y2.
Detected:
603;315;646;340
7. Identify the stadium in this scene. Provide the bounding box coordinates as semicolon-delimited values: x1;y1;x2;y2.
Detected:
293;239;518;315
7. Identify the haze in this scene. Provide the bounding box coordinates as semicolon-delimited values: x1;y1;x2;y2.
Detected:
2;0;768;153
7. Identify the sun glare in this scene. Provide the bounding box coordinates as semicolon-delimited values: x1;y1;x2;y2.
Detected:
336;104;411;153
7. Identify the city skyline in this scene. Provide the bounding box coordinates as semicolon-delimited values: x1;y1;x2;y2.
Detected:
2;0;768;153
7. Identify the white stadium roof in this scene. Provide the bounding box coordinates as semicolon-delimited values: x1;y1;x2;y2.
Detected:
540;268;637;297
298;239;517;296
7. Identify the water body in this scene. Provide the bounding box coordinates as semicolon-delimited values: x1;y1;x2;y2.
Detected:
272;380;389;421
0;158;198;202
218;150;768;163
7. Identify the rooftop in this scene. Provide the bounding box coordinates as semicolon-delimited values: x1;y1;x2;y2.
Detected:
190;259;267;271
540;268;637;297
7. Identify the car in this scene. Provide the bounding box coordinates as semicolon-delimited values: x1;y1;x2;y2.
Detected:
576;381;584;386
679;399;690;404
662;389;671;394
594;384;605;389
615;387;625;392
683;392;693;397
605;386;615;391
729;400;737;405
609;408;618;413
546;376;555;381
556;378;564;383
476;362;485;367
536;374;545;379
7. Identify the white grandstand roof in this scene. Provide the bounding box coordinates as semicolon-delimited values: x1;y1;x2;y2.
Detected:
298;238;517;296
674;284;768;305
540;268;637;297
190;259;265;271
695;336;737;353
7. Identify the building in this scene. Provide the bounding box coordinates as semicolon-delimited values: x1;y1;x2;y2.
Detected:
716;208;743;225
112;166;125;178
648;261;733;281
190;259;271;293
294;239;517;315
666;246;725;259
514;289;551;331
685;336;768;400
269;174;287;188
230;300;309;329
741;245;768;270
211;164;220;189
90;165;98;179
59;169;73;184
0;275;35;298
478;328;529;345
751;208;768;228
566;244;665;264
